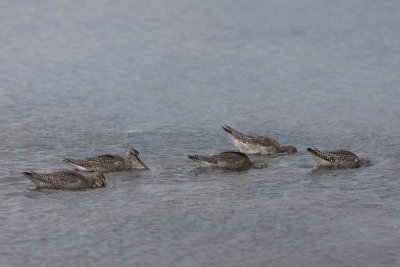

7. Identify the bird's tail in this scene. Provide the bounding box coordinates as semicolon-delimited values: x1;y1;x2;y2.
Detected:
307;147;331;161
22;171;34;178
307;147;318;155
63;158;73;163
221;125;242;137
188;155;202;162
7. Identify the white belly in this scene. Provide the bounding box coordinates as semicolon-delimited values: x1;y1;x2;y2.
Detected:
70;163;90;171
312;155;333;167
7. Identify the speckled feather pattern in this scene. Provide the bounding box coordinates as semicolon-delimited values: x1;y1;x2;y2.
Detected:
188;151;253;170
222;125;282;154
23;170;105;190
64;154;128;172
307;148;362;168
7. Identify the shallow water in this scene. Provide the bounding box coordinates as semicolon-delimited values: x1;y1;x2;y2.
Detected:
1;0;400;266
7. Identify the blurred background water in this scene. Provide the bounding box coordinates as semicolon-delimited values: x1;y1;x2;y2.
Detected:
1;0;400;266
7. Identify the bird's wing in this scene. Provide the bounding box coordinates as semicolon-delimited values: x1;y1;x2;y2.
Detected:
222;125;280;147
26;171;87;188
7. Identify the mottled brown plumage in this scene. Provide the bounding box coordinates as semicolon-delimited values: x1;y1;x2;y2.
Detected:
307;147;370;168
23;170;106;190
222;125;297;155
188;151;266;170
64;148;149;172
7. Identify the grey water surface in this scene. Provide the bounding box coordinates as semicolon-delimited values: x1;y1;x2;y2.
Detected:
1;0;400;266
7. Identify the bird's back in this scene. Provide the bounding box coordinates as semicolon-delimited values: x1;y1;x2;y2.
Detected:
64;154;126;172
23;170;90;189
222;125;281;154
307;148;361;168
188;151;252;170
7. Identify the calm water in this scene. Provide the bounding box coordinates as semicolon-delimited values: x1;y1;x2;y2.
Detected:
1;0;400;266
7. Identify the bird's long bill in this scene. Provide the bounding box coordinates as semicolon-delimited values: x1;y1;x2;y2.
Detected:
135;156;149;170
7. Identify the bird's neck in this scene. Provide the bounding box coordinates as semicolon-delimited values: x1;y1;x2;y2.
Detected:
279;146;290;153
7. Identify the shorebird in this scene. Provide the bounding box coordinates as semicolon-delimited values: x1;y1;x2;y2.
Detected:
64;148;149;172
23;170;106;190
222;125;297;155
307;147;370;168
188;151;266;170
